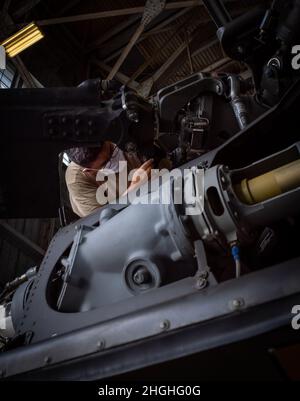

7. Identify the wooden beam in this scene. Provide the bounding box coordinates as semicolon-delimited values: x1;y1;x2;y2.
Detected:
88;9;190;55
185;30;194;74
106;0;169;80
92;60;139;90
2;0;12;13
12;56;38;88
87;15;141;53
57;0;81;17
202;57;231;72
107;23;145;80
36;1;200;26
138;27;200;97
127;13;195;84
143;7;191;37
12;0;41;20
103;8;193;63
191;37;219;57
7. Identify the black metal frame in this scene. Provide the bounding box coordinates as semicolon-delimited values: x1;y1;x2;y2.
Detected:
2;291;300;380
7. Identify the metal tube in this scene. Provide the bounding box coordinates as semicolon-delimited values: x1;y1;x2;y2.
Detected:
202;0;232;28
235;160;300;205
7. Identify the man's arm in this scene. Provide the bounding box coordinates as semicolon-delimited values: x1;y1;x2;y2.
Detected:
122;159;153;197
67;182;102;218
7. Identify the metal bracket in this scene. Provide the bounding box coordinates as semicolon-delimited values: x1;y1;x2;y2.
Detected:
193;240;218;289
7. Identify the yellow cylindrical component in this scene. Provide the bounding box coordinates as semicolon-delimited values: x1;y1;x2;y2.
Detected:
8;36;43;57
235;160;300;204
1;23;36;46
6;31;43;54
0;23;43;58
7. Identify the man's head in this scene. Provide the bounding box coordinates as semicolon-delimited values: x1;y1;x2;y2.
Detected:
66;145;104;167
66;142;113;181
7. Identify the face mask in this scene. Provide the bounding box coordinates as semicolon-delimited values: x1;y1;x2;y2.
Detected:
101;146;126;174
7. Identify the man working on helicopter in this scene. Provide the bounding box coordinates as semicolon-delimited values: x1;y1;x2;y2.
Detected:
65;141;153;217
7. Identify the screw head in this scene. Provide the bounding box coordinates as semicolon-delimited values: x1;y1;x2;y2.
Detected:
44;356;51;365
230;298;245;310
159;320;170;331
96;339;105;351
195;277;207;290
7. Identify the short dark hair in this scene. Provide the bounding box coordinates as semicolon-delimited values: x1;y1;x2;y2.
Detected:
66;144;103;167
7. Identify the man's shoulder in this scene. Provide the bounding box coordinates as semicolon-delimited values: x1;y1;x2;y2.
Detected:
65;162;91;188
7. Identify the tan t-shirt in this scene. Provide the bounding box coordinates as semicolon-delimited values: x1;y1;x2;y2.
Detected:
65;152;141;217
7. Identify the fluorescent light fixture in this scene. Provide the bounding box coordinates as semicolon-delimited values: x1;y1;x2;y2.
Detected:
1;23;44;58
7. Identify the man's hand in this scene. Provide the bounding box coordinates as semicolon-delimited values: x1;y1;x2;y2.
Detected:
122;159;153;197
131;159;153;185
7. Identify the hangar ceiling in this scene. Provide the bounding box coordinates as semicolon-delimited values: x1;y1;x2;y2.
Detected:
0;0;268;92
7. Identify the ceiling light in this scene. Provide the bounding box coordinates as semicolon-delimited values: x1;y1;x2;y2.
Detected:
1;23;44;58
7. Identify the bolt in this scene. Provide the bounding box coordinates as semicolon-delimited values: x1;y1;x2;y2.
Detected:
189;199;196;207
195;277;207;290
129;112;139;123
133;267;151;285
159;320;170;331
230;298;245;310
96;339;105;351
44;356;51;365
